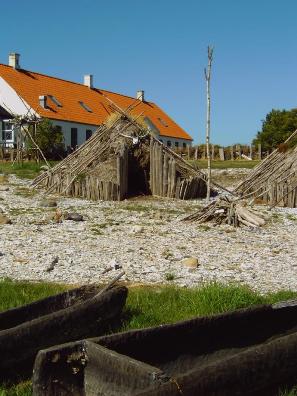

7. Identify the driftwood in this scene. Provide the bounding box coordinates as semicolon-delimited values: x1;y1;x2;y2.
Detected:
183;196;266;227
235;129;297;208
0;284;127;382
33;299;297;396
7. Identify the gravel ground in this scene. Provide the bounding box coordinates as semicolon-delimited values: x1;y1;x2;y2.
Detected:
0;170;296;294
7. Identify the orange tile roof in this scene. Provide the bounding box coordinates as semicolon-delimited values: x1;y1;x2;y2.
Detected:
0;64;192;141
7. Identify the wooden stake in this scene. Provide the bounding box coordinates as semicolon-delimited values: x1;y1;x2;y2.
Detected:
204;46;214;201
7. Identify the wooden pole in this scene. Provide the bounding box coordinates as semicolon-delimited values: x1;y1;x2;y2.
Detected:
204;46;214;201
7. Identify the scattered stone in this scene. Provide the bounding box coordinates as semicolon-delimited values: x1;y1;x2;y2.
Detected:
14;257;29;264
39;199;57;208
46;256;59;272
0;215;11;225
155;210;163;220
0;186;9;192
64;212;84;222
130;225;144;234
108;258;122;271
54;208;63;223
182;257;199;269
0;252;4;257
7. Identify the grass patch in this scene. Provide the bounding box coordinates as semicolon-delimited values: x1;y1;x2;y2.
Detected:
189;160;260;169
0;280;296;394
0;161;59;180
165;273;176;281
0;279;66;312
122;283;269;330
280;387;297;396
14;187;37;198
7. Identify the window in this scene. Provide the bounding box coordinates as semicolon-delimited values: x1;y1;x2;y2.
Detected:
183;143;187;149
158;117;168;127
167;141;172;147
175;142;179;148
71;128;78;148
48;95;62;107
86;129;92;140
159;139;163;143
2;121;13;141
79;101;92;112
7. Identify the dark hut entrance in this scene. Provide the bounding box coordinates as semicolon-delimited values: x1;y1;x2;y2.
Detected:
127;143;151;197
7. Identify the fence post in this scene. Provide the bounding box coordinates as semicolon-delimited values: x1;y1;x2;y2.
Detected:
258;143;262;160
230;146;234;160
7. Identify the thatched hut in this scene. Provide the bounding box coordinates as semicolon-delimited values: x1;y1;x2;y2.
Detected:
235;130;297;208
32;112;214;201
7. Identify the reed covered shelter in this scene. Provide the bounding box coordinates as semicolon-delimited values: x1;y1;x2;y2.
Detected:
32;109;215;201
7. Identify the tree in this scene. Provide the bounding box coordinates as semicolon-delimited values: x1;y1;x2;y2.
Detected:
253;109;297;152
28;118;65;159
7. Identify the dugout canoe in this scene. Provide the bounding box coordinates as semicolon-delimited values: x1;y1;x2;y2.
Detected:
0;284;127;382
33;299;297;396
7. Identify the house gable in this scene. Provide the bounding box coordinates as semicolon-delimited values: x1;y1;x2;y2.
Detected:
0;64;193;142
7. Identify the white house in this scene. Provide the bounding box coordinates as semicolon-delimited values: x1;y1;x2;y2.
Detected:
0;53;193;149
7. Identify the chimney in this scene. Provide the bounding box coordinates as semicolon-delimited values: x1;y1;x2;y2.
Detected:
136;90;145;102
39;95;48;109
9;53;20;69
84;74;93;88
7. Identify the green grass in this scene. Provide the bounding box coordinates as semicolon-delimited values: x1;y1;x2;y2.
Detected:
280;387;297;396
0;279;66;312
0;279;296;394
121;284;297;331
189;159;260;169
0;161;59;180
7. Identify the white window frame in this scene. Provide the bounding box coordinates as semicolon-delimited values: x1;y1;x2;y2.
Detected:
2;120;14;145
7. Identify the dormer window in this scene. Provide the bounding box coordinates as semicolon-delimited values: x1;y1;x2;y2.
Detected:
158;117;168;127
79;101;92;112
48;95;62;107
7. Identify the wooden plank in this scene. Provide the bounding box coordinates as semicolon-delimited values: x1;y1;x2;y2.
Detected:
163;153;169;197
159;145;163;196
149;137;154;194
170;159;176;197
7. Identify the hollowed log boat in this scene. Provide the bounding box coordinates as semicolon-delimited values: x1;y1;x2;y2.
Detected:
33;299;297;395
0;284;127;382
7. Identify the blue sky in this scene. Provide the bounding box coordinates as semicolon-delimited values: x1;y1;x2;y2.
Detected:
2;0;297;145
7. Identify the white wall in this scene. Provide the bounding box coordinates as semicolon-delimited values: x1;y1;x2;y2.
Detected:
0;77;38;117
51;119;98;148
158;136;192;148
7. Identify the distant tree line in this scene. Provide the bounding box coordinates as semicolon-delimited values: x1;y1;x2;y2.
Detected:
253;108;297;152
